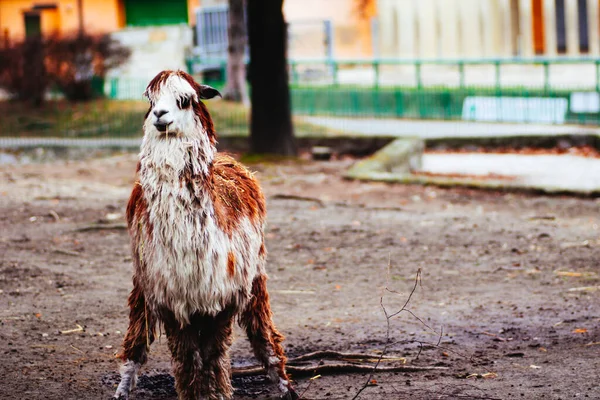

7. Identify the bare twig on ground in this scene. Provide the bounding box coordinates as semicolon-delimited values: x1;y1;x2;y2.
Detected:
73;223;127;232
270;194;326;207
289;350;404;363
351;263;427;400
52;247;82;257
232;363;446;378
60;324;84;334
297;373;321;400
49;210;60;222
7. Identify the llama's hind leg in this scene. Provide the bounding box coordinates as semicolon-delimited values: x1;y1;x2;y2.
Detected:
239;275;298;399
114;283;156;399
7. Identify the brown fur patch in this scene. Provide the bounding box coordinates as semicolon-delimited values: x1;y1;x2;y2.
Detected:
119;281;156;363
259;242;267;258
227;251;236;277
126;180;152;238
209;153;266;235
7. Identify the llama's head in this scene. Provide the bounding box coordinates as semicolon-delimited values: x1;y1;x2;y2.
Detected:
143;70;221;142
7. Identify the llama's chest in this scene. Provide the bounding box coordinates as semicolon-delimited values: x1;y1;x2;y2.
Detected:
137;177;261;321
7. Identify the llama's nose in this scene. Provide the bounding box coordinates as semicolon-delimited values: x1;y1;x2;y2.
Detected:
153;109;168;118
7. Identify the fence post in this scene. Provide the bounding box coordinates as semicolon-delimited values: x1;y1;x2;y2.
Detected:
415;60;422;89
494;60;501;93
543;61;550;93
373;60;380;87
331;61;339;85
596;60;600;92
290;61;298;84
458;61;465;89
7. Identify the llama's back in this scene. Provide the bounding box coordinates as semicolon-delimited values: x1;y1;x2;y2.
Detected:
210;153;267;234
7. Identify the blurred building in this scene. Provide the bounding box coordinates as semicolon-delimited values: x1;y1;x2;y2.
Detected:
199;0;375;58
378;0;600;58
0;0;200;42
0;0;202;84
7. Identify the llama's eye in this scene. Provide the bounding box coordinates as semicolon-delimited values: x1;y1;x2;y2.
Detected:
179;97;191;109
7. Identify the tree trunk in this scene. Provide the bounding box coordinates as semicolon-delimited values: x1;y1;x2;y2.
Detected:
223;0;249;105
247;0;296;156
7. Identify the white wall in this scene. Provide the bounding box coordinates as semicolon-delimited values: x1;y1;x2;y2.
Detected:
107;25;194;99
377;0;595;58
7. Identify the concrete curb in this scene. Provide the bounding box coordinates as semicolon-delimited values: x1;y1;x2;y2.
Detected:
344;138;424;179
347;172;600;196
342;135;600;196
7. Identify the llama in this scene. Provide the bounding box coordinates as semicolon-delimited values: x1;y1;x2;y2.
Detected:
113;70;297;400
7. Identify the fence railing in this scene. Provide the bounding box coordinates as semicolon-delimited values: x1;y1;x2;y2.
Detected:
186;56;600;90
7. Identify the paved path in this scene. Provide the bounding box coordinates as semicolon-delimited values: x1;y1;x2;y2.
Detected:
302;117;600;138
420;153;600;193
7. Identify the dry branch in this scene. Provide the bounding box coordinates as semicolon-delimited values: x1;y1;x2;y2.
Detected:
270;194;326;207
232;363;446;378
289;350;403;363
73;223;127;232
52;247;82;257
351;265;443;400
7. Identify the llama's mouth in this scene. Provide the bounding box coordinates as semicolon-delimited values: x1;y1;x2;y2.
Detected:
154;122;173;135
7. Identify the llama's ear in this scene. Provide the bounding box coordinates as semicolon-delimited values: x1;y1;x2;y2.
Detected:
198;85;221;100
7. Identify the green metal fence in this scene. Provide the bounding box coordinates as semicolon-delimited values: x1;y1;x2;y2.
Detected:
2;57;600;141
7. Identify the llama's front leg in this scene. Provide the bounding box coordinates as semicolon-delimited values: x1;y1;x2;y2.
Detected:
240;275;298;400
164;313;205;400
114;282;156;399
198;311;235;400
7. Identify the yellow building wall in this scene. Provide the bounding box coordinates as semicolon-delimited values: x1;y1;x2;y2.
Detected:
0;0;125;44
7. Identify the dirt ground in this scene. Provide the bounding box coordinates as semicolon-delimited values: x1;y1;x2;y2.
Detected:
1;152;599;400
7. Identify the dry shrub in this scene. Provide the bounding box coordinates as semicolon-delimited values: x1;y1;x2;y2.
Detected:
0;36;47;106
0;33;130;104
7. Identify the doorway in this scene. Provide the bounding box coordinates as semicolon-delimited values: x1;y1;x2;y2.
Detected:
24;12;41;38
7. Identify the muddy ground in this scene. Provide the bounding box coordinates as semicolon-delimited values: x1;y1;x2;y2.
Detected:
1;153;599;400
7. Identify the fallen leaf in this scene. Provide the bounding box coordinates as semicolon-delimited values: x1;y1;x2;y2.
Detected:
555;271;583;277
34;313;42;319
481;372;498;379
568;286;600;292
334;285;342;291
573;328;588;334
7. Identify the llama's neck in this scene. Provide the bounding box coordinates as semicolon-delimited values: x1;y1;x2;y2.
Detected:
139;134;216;183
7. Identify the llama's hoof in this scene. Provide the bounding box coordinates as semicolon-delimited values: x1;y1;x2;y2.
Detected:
113;387;130;400
280;387;299;400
